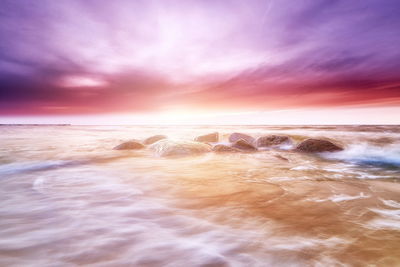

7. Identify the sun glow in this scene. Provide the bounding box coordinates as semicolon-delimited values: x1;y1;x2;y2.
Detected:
60;76;107;88
1;106;400;125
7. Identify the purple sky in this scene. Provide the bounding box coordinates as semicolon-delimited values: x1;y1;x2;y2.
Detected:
0;0;400;123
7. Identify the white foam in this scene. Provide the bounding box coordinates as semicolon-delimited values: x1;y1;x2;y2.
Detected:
266;236;346;251
290;166;316;171
369;208;400;219
329;192;370;202
381;199;400;209
367;206;400;230
308;192;370;203
269;176;310;182
367;219;400;230
32;177;45;191
322;143;400;167
276;143;294;150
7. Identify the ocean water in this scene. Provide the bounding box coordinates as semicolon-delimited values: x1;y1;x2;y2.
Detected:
0;125;399;266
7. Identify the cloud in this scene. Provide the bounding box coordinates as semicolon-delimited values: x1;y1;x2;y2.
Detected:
0;0;399;115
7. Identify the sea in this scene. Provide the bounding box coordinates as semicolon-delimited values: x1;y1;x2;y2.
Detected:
0;125;399;266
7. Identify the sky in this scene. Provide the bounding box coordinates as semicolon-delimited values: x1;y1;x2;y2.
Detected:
0;0;399;124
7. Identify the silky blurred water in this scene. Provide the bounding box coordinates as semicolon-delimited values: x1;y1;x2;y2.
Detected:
0;125;399;266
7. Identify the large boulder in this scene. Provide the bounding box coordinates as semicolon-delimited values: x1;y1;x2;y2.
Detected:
113;140;145;150
212;144;240;153
194;132;219;143
229;133;255;144
232;139;257;151
150;139;211;157
295;138;343;153
256;135;292;147
144;135;167;145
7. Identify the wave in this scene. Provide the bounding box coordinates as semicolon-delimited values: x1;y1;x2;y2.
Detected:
381;199;400;209
0;154;137;177
307;192;370;203
367;205;400;230
321;143;400;168
0;160;86;176
290;166;316;171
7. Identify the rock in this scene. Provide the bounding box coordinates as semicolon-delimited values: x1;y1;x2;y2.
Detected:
212;144;240;153
113;140;145;150
144;135;167;145
273;154;289;161
150;139;211;157
229;133;255;144
256;135;292;147
194;132;219;143
295;138;343;153
232;139;257;151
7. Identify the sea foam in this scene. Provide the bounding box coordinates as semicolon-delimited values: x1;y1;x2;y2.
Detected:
321;143;400;168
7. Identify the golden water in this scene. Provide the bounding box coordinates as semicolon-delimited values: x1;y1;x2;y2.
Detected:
0;125;399;266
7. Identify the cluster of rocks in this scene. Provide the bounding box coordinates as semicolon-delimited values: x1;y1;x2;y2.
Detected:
150;139;211;157
113;132;343;157
113;134;167;150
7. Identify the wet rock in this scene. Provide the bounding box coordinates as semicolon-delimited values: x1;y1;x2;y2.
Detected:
144;135;167;145
228;133;255;144
232;139;257;151
150;139;211;157
273;154;289;161
212;144;240;153
113;140;145;150
194;132;219;143
256;135;292;147
295;138;343;153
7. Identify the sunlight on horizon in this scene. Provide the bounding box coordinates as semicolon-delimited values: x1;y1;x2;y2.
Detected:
1;106;400;125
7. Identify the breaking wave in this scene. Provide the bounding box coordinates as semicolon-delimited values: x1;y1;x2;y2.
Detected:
321;143;400;168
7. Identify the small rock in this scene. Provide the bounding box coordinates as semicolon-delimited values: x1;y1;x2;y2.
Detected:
212;144;240;153
295;138;343;153
113;140;145;150
144;135;167;145
194;132;219;143
232;139;257;151
229;133;255;144
273;154;289;161
256;135;292;147
150;139;211;157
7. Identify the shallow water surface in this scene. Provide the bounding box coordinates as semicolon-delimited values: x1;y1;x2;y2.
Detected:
0;125;399;266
